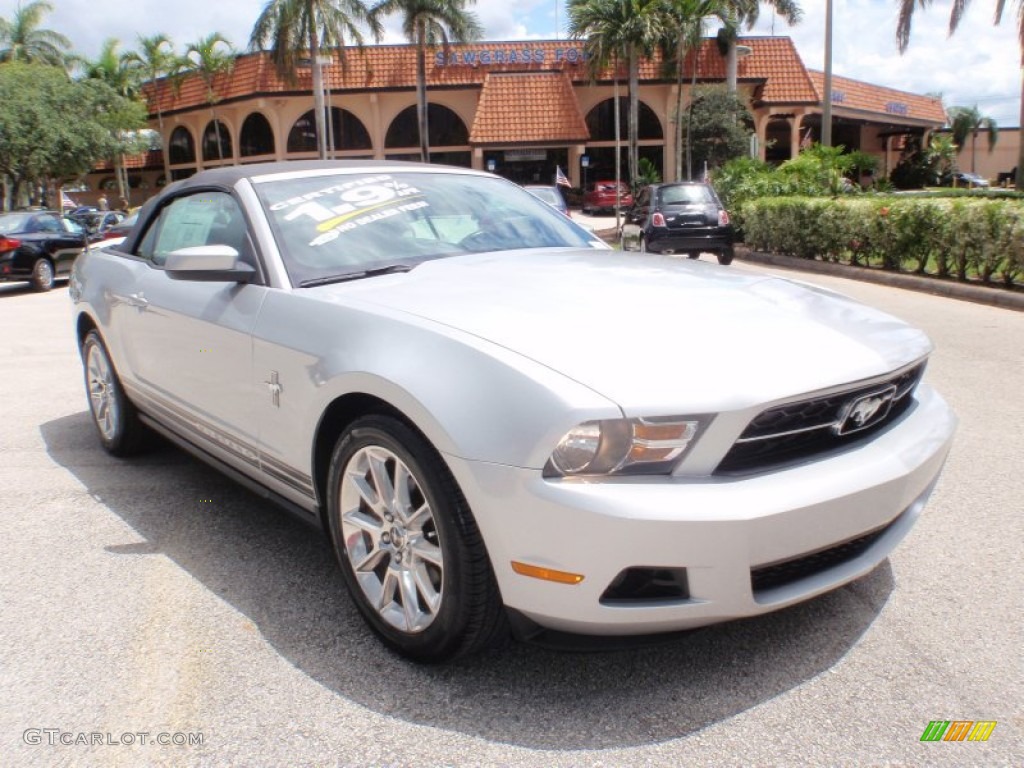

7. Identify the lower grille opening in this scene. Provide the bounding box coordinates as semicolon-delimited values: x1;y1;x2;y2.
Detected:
600;567;690;604
750;524;891;595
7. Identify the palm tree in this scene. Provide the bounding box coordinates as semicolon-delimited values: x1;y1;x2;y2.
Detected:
371;0;482;162
0;0;71;66
185;33;236;163
124;34;178;187
568;0;672;188
947;105;999;174
662;0;724;180
716;0;801;91
897;1;1023;191
83;39;141;202
250;0;380;160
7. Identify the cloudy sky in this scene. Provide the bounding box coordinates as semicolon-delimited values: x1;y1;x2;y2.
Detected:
16;0;1021;125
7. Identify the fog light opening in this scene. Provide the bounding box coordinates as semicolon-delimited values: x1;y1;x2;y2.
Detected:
600;567;690;604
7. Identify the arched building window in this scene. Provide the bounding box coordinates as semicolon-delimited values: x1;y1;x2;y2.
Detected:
385;104;469;149
287;108;372;153
240;113;275;157
202;120;233;162
168;126;196;165
585;98;663;141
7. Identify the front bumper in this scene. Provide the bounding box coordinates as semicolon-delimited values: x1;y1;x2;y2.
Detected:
447;384;955;636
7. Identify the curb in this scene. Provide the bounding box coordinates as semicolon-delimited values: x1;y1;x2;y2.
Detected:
736;248;1024;312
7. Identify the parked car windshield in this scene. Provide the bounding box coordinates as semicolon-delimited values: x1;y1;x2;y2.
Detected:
659;185;714;205
0;213;32;234
254;171;600;286
525;187;560;205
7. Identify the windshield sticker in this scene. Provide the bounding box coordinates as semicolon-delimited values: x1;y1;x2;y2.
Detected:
269;175;429;246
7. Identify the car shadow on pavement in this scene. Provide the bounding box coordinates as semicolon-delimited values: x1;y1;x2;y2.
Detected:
41;411;894;751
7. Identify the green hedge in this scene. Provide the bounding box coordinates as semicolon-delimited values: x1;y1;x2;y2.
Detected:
740;197;1024;287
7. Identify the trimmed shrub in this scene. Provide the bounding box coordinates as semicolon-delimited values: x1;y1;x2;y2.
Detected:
740;196;1024;287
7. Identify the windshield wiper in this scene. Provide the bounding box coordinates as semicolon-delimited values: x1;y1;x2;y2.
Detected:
299;263;416;288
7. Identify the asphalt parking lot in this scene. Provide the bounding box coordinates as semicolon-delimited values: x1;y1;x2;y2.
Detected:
1;266;1021;767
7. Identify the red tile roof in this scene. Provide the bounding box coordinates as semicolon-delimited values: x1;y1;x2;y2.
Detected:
145;37;826;115
139;38;944;129
807;70;947;124
469;72;588;144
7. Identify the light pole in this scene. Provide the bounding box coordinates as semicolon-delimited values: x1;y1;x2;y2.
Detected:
822;0;833;147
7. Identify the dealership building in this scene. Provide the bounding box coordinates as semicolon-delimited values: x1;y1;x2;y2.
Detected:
87;36;949;201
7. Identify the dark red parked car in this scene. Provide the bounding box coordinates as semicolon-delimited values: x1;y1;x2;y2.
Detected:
581;181;633;214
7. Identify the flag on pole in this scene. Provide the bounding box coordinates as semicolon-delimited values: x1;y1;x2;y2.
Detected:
60;190;76;211
555;165;571;187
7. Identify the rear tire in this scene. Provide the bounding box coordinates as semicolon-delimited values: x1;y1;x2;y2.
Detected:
82;330;149;456
31;258;54;291
718;248;735;266
327;415;506;662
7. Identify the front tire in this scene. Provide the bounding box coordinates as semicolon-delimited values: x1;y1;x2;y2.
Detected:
82;330;148;456
31;258;54;291
327;415;506;662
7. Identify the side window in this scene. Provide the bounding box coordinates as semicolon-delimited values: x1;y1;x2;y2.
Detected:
36;214;63;233
136;192;247;267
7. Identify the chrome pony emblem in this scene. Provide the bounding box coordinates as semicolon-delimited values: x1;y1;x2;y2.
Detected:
835;385;897;435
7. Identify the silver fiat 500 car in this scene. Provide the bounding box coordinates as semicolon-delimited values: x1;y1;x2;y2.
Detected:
70;161;956;662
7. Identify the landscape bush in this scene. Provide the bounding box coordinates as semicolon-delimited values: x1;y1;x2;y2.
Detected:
741;197;1024;287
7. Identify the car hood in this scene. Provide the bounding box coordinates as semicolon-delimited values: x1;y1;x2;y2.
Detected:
326;249;932;414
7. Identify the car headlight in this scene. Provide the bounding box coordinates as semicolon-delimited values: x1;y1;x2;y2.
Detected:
545;417;706;477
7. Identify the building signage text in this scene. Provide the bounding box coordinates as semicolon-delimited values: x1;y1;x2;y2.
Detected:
885;102;910;116
435;47;589;67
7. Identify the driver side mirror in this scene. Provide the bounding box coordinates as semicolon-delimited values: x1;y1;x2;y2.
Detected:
164;245;257;283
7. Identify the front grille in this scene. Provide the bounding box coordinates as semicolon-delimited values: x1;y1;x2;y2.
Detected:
716;362;925;474
750;524;891;595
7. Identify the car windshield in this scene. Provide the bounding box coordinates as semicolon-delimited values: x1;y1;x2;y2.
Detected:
0;213;32;234
254;170;601;286
659;186;714;205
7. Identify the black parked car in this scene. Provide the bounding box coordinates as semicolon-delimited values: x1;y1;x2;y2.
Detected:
620;182;735;264
0;210;89;291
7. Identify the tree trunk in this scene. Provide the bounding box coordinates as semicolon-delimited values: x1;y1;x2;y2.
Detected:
158;108;171;186
628;47;639;190
212;109;224;162
614;75;621;231
416;23;430;163
726;40;737;91
310;24;328;160
674;36;684;182
1017;71;1023;191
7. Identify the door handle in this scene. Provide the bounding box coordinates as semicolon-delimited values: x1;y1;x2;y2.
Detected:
126;292;149;309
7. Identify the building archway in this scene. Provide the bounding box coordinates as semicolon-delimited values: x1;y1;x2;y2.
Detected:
201;119;233;162
287;108;372;154
168;126;196;165
585;98;663;142
385;104;470;166
240;112;275;157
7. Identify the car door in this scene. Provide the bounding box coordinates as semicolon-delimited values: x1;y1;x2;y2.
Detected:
31;213;86;277
123;190;268;468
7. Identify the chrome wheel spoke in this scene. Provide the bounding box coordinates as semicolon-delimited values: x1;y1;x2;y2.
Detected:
412;563;442;616
398;569;423;630
409;535;443;568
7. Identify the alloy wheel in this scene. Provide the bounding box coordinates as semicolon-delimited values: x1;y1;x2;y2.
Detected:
339;445;444;633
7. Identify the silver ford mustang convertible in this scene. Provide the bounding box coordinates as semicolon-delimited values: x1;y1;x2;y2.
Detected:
70;161;956;662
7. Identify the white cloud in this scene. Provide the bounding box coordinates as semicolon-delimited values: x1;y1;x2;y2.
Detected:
16;0;1021;125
